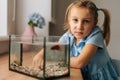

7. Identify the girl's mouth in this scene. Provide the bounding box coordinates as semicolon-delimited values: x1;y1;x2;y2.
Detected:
76;32;83;35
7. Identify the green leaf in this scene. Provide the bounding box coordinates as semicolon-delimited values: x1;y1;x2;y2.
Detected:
28;21;37;27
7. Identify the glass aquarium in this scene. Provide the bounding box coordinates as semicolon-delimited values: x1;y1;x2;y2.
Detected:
9;35;70;79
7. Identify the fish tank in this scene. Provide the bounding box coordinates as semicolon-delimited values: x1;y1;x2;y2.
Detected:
9;35;70;79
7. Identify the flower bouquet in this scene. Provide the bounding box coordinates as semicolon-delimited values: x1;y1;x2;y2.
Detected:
28;12;45;28
23;12;46;37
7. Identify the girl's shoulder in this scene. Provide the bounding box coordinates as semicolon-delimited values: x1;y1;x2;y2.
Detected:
85;26;103;41
88;26;103;38
85;26;104;48
59;31;74;44
61;31;73;37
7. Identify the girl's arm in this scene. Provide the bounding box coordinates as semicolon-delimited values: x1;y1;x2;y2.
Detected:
32;49;44;69
70;44;98;69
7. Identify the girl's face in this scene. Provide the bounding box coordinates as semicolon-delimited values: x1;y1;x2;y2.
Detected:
69;6;96;41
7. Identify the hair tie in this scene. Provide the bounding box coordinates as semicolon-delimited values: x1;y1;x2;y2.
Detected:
97;8;101;11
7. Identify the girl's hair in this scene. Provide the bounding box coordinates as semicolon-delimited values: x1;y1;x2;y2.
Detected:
64;0;111;46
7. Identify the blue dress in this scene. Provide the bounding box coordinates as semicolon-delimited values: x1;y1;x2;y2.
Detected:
59;26;118;80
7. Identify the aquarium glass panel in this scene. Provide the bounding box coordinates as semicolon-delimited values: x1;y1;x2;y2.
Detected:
9;35;70;79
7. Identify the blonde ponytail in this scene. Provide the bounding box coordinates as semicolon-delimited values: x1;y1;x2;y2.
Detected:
100;8;111;46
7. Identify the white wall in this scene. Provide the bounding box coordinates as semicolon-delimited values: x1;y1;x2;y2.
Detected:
0;0;15;36
0;0;14;53
0;0;7;36
92;0;120;59
7;0;15;35
16;0;51;36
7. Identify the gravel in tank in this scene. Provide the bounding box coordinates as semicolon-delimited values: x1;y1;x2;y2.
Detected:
10;62;68;78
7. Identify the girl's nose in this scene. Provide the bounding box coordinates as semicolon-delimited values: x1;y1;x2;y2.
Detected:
77;22;83;30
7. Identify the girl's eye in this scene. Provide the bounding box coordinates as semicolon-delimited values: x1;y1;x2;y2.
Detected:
83;20;90;24
72;19;78;23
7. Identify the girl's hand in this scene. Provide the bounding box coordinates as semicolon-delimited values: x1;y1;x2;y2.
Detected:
32;49;44;69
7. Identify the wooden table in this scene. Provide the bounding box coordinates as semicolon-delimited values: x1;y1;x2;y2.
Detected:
0;53;83;80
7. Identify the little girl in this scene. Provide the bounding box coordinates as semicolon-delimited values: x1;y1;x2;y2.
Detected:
33;0;118;79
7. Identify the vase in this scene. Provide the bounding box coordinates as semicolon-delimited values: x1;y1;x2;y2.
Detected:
21;26;37;51
22;26;37;37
